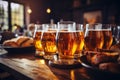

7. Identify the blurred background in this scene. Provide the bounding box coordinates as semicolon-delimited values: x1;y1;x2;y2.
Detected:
0;0;120;32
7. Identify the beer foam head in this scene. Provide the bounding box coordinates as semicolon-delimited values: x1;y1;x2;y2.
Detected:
88;29;103;31
88;29;111;31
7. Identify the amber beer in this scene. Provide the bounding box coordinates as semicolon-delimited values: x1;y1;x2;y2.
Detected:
41;31;57;55
84;30;104;51
33;31;44;56
102;29;113;49
75;31;84;54
57;31;78;59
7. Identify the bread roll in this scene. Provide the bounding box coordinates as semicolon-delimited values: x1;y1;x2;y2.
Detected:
17;36;30;46
3;36;34;47
3;38;19;47
21;38;33;47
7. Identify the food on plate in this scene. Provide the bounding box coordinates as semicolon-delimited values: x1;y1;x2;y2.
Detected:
3;36;34;47
17;36;30;46
20;38;33;47
83;51;120;73
110;42;120;53
84;51;99;64
90;52;119;66
99;62;120;73
2;38;19;47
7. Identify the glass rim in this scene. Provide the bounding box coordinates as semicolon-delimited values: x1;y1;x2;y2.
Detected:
86;23;112;30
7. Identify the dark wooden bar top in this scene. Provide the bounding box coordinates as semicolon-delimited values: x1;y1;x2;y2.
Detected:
0;50;120;80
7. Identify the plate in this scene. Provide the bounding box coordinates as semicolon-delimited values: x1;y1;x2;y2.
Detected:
80;56;120;76
3;46;35;53
49;59;82;69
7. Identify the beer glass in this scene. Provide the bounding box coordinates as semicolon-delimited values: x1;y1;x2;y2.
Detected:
49;21;82;68
102;24;113;49
112;25;120;44
75;24;84;58
84;23;104;51
33;24;44;57
41;24;57;60
57;21;77;59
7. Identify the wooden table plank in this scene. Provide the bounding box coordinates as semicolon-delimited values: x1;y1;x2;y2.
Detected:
0;58;58;80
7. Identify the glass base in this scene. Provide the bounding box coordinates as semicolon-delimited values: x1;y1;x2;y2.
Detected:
35;51;44;58
49;59;81;69
44;55;54;60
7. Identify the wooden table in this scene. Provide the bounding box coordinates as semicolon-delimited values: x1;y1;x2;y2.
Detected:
0;50;120;80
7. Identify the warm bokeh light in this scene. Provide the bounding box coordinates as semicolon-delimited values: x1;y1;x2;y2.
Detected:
46;8;51;14
27;8;32;14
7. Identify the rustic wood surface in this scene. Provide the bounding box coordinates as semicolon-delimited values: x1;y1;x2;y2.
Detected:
0;51;120;80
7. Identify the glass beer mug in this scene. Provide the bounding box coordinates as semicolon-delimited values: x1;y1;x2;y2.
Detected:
112;25;120;44
57;21;77;59
84;23;104;51
49;21;82;68
75;24;84;58
102;24;113;49
33;24;44;57
41;24;58;60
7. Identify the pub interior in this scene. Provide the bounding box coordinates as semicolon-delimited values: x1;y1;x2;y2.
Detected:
0;0;120;80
